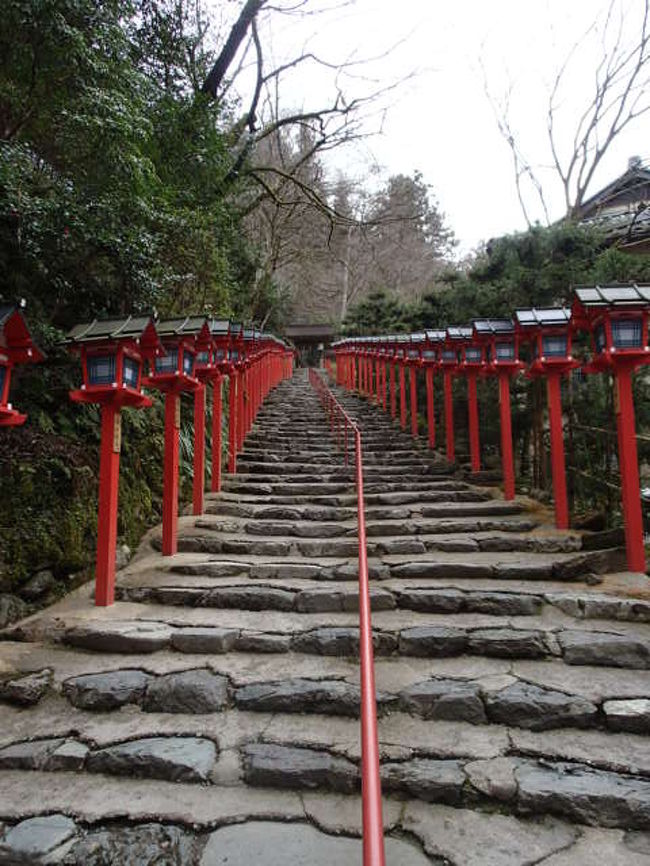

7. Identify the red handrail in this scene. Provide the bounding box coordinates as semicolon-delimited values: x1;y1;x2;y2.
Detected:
309;368;386;866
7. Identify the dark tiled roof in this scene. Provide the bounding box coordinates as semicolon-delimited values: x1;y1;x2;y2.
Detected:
473;318;514;335
66;315;155;343
574;284;650;307
447;326;473;340
515;308;571;327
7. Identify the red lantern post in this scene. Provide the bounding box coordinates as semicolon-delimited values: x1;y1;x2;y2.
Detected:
516;308;576;529
227;323;244;474
406;334;424;439
441;329;467;463
472;319;523;500
67;316;162;604
572;284;650;573
0;304;44;427
423;330;444;450
143;317;204;556
458;330;488;474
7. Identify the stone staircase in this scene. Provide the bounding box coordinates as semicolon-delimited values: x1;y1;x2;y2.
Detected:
0;369;649;864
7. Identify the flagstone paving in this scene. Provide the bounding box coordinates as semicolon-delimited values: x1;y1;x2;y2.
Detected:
0;369;649;863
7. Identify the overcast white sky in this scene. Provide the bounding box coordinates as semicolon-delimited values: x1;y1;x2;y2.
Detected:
236;0;650;254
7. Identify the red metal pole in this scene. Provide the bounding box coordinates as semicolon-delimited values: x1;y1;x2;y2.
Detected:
614;366;647;572
498;372;515;500
381;362;387;411
237;368;245;453
409;366;418;438
444;370;455;463
546;373;569;529
355;428;386;866
228;372;238;474
399;363;407;429
467;373;481;473
162;392;180;556
211;376;222;493
426;366;435;449
192;383;206;515
389;363;396;419
95;403;121;605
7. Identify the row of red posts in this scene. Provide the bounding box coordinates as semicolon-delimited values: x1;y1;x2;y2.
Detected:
331;283;650;574
0;307;293;606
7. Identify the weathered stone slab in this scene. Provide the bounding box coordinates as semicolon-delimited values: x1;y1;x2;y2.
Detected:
235;678;362;716
65;622;171;654
381;759;466;804
465;592;541;617
399;627;468;657
63;669;151;711
171;627;239;654
235;632;291;653
45;740;89;771
485;682;597;730
292;628;396;656
559;631;650;669
391;562;493;580
399;679;486;724
515;760;650;829
64;823;199;866
86;736;217;783
0;669;52;706
143;670;229;714
202;586;296;611
603;699;650;734
0;814;77;862
468;629;547;659
0;738;65;770
396;589;464;613
242;743;358;793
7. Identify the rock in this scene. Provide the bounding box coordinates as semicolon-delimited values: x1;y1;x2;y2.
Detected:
0;668;52;706
468;629;547;659
398;626;468;657
515;760;650;829
376;539;427;555
115;544;131;571
202;586;295;611
559;631;650;669
45;740;89;771
603;699;650;734
235;679;362;717
143;669;229;714
465;756;519;801
396;589;464;613
0;814;77;862
63;823;198;866
292;628;396;656
64;622;171;654
0;738;65;770
381;759;466;804
235;632;291;653
295;589;344;612
20;569;56;601
171;627;239;653
0;594;28;628
404;800;576;865
485;682;597;731
465;592;542;617
62;669;151;711
86;736;217;783
242;743;358;793
198;821;431;866
391;562;493;580
399;679;486;724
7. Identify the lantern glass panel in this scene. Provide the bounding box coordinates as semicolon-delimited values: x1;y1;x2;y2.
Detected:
612;318;642;348
155;348;178;374
88;354;116;385
465;347;482;363
0;364;6;400
541;334;567;357
215;348;226;361
595;323;607;353
183;350;194;375
423;350;437;360
495;342;515;360
196;350;210;366
230;349;239;361
122;357;140;388
442;350;457;362
408;349;419;359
